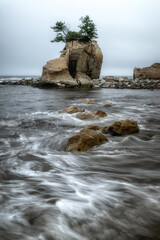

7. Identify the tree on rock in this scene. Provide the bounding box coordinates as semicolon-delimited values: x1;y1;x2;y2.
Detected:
51;15;98;43
79;15;98;40
51;21;69;43
66;31;83;42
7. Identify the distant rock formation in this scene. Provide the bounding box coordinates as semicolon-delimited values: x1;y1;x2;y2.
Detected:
134;63;160;80
41;40;103;87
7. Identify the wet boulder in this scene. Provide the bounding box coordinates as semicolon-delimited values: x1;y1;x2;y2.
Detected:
84;125;102;131
82;99;100;104
58;106;85;114
107;119;139;136
76;110;107;120
101;126;109;134
66;129;107;151
100;102;115;107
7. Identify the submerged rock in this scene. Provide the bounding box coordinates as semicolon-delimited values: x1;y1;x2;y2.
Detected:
100;103;115;107
134;63;160;80
58;106;85;114
84;125;102;131
101;126;109;134
107;119;139;136
66;129;107;151
82;99;100;104
76;110;107;120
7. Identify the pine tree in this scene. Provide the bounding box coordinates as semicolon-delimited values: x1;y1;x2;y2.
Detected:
79;15;98;40
51;21;69;42
51;16;98;43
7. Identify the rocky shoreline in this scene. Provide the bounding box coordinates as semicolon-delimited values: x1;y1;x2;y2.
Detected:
0;76;160;89
93;76;160;89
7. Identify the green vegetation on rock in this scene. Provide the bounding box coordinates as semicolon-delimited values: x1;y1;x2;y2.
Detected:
51;15;98;43
79;15;98;40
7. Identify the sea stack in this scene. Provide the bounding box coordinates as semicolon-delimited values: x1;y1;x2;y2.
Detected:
41;40;103;87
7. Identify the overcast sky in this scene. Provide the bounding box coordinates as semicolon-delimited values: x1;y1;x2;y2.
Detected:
0;0;160;76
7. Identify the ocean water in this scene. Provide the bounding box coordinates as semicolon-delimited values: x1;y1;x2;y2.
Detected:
0;78;160;240
0;75;40;83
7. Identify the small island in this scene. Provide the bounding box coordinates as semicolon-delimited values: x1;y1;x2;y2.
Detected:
1;16;160;89
0;4;160;240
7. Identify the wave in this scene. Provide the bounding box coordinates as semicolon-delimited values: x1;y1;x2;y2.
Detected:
0;119;20;127
0;75;40;81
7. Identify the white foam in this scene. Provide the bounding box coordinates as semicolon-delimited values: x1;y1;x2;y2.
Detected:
0;120;19;127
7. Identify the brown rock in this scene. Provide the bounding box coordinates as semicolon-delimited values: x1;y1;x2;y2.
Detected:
134;63;160;80
75;72;93;88
42;57;74;81
104;76;117;82
82;99;100;104
100;103;115;107
84;125;102;131
93;110;107;118
41;40;103;86
58;106;85;114
119;77;126;81
66;129;107;151
101;126;109;134
65;40;103;79
107;119;139;136
76;110;107;120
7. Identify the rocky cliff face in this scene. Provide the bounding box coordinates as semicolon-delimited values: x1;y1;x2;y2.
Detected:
134;63;160;80
41;40;103;87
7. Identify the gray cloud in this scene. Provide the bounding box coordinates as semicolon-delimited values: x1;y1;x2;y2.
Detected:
0;0;160;76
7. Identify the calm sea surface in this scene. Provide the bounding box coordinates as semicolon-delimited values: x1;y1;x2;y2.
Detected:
0;77;160;240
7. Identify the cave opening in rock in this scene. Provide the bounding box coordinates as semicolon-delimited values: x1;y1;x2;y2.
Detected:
69;59;77;78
